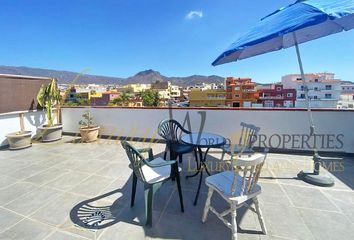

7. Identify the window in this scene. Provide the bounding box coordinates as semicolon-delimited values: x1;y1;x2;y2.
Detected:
287;93;293;97
300;85;305;90
232;102;240;107
325;85;332;90
325;93;332;99
264;101;274;107
263;93;270;97
299;94;305;99
313;96;318;99
314;79;319;82
235;94;240;98
352;95;354;100
314;87;318;91
234;87;240;90
276;87;281;91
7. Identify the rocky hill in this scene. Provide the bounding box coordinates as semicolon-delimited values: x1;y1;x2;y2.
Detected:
0;66;224;86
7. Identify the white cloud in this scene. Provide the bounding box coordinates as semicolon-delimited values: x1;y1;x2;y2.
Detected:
185;10;203;20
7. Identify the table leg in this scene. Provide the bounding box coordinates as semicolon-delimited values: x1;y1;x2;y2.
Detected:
194;147;210;205
186;149;201;179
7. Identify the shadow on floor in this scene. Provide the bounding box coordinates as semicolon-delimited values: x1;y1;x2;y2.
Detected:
69;149;268;239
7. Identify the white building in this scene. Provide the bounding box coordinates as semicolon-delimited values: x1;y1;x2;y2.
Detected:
170;85;181;99
341;83;354;93
186;82;223;91
337;93;354;109
282;72;341;108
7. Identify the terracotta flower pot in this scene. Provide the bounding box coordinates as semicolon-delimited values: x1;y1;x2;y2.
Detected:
6;131;32;150
37;124;63;142
80;126;100;142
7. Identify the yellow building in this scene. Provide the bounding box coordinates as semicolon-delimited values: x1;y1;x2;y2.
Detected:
124;84;151;93
189;89;226;107
87;91;102;99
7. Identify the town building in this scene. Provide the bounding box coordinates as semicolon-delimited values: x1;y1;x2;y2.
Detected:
225;77;258;107
337;93;354;109
188;89;226;107
170;85;181;99
341;83;354;93
282;72;341;108
257;84;296;107
186;82;224;91
91;91;120;106
151;81;171;101
63;85;104;104
123;83;151;93
151;81;180;101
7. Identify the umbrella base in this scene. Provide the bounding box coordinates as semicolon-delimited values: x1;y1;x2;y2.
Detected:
297;171;334;187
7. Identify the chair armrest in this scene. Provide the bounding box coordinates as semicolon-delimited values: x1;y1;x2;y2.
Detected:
143;159;177;168
180;127;191;134
137;148;154;161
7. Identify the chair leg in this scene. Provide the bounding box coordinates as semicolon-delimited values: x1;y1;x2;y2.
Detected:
202;188;213;223
231;203;238;240
175;165;184;212
170;161;177;181
254;197;267;235
144;186;154;227
179;154;182;164
131;174;137;207
163;151;167;160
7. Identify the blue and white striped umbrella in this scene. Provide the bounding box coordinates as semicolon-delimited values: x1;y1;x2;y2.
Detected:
212;0;354;66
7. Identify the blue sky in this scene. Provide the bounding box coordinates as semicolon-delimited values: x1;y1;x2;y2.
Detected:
0;0;353;83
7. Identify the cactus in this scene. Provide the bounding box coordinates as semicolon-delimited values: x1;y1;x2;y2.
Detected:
36;78;61;127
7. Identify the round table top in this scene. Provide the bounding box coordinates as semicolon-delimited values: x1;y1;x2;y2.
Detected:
181;132;226;148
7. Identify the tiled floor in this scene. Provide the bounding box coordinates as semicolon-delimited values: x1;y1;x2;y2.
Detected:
0;136;353;240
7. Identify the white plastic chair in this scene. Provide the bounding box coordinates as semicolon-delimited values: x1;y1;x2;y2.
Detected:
202;149;268;240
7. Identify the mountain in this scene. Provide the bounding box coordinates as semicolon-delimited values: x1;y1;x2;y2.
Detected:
126;69;166;84
0;66;124;85
0;66;224;86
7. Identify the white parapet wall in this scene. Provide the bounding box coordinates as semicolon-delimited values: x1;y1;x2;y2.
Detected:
0;110;46;148
62;107;354;154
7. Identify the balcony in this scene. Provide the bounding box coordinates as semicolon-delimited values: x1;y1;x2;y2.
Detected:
259;96;284;100
0;107;354;240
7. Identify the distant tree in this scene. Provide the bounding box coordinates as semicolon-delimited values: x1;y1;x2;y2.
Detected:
141;89;160;106
109;97;122;106
77;99;90;106
108;93;131;106
123;88;133;94
120;92;130;106
64;101;78;106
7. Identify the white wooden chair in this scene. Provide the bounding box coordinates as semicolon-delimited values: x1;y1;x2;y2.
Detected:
202;149;268;240
221;122;260;161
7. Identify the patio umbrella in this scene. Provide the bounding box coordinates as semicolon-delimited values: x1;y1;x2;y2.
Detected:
212;0;354;187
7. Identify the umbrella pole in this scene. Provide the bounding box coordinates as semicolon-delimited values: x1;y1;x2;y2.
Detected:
293;34;334;187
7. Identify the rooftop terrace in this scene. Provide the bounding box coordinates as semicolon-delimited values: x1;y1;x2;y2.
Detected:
0;136;353;240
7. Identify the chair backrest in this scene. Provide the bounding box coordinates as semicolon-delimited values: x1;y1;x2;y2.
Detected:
230;151;267;196
121;140;146;182
238;122;260;149
157;119;190;144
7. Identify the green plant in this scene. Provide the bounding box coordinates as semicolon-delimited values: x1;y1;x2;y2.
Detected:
79;111;95;128
37;78;61;127
141;89;160;106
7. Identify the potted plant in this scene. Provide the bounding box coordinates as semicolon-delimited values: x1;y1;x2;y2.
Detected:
79;111;100;142
6;113;32;150
36;78;63;142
